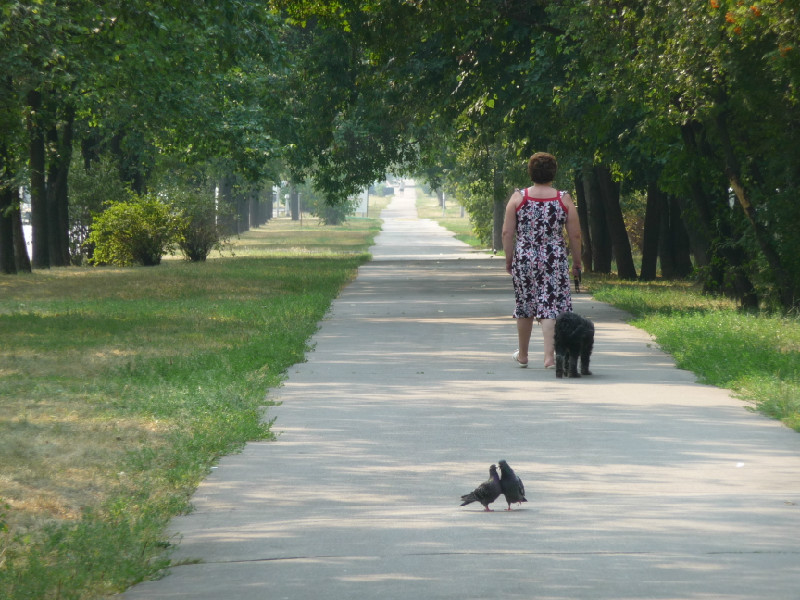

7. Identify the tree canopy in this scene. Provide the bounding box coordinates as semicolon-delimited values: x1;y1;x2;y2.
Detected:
1;0;799;308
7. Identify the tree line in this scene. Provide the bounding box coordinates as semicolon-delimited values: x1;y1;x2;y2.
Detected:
0;1;288;271
2;1;799;309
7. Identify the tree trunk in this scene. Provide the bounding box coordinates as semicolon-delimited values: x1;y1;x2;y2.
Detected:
45;103;74;266
236;189;249;233
263;188;273;224
640;182;662;281
248;189;258;229
492;168;505;253
217;174;236;235
111;129;147;194
0;90;15;273
582;164;611;273
81;129;102;169
657;192;675;279
0;182;16;274
716;108;795;308
668;196;693;277
12;199;32;273
27;89;49;269
594;164;637;279
573;171;593;273
672;194;711;269
681;121;759;308
289;183;300;221
680;121;758;307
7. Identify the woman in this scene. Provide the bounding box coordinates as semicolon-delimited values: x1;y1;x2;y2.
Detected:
502;152;582;368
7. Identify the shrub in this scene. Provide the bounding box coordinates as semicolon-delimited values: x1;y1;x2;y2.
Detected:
293;180;358;225
313;197;358;225
172;189;228;262
87;194;181;266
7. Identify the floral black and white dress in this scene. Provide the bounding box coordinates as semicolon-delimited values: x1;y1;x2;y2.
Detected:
511;188;572;320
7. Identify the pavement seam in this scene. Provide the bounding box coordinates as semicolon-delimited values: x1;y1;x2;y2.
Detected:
190;549;800;566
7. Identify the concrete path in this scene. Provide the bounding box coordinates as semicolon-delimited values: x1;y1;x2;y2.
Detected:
123;184;800;599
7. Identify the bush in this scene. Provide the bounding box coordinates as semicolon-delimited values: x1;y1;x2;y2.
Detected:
87;194;180;266
312;197;358;225
172;189;228;262
294;180;358;225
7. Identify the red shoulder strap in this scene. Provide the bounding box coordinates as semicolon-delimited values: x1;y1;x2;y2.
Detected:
516;188;530;212
557;190;568;214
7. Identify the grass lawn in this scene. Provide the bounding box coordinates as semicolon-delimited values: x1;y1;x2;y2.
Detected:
0;213;384;599
588;277;800;431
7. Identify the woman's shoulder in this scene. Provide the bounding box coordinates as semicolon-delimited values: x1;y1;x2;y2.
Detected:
558;191;576;214
508;188;525;205
559;190;575;204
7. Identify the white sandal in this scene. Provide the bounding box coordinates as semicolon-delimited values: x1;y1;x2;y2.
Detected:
512;350;529;368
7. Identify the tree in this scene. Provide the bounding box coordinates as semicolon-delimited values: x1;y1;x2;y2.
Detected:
87;194;180;267
1;0;286;271
173;189;228;262
549;0;799;306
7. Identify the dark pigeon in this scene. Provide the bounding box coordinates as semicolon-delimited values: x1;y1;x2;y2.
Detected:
498;459;527;510
460;464;502;511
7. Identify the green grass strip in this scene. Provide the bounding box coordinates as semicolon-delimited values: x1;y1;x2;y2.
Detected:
0;221;377;599
594;282;800;431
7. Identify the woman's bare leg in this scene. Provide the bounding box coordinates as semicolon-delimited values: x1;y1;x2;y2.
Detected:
541;318;555;367
515;317;534;365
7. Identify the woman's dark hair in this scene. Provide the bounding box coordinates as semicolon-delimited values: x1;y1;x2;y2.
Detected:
527;152;558;183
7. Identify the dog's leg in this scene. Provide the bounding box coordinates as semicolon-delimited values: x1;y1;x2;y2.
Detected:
580;333;594;375
555;353;565;378
568;343;581;377
554;330;566;378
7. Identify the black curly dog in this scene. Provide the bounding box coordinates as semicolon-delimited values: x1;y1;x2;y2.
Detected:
554;311;594;379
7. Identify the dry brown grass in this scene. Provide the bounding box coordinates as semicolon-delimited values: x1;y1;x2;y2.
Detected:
0;378;169;535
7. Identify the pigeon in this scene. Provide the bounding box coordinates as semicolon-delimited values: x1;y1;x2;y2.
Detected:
498;459;527;510
460;464;502;511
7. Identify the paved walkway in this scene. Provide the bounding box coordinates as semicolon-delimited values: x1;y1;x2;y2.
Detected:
123;184;800;599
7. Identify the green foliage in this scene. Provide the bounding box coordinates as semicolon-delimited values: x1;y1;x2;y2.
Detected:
68;155;131;263
279;0;800;307
292;180;360;225
5;0;800;308
593;281;800;430
313;198;359;226
372;182;395;196
1;0;286;262
170;188;228;262
546;0;800;307
444;132;527;248
87;194;180;267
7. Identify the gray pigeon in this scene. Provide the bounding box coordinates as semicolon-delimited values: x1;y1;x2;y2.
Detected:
460;464;502;511
498;459;527;510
